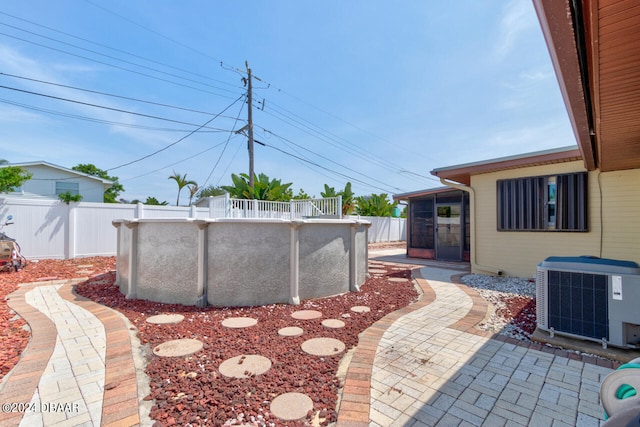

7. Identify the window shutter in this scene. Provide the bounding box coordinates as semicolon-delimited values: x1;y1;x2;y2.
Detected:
556;172;587;231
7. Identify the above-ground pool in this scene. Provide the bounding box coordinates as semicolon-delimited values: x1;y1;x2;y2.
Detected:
112;218;370;307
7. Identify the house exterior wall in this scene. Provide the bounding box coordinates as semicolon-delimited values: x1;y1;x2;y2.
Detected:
598;168;640;262
471;160;607;278
18;165;106;203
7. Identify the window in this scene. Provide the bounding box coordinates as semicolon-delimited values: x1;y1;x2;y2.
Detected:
55;181;80;196
497;172;587;231
547;177;556;228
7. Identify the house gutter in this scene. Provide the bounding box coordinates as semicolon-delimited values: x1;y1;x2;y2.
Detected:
438;178;503;276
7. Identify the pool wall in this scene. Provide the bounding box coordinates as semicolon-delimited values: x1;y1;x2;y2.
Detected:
112;218;370;307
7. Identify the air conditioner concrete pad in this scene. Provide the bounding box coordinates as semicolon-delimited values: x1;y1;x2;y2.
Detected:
219;354;272;378
278;326;304;337
270;392;313;421
153;338;203;357
146;314;185;324
350;306;371;313
291;310;322;320
221;317;258;328
301;337;345;356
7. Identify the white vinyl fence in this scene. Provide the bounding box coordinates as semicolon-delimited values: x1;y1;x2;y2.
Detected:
345;215;406;243
0;197;405;260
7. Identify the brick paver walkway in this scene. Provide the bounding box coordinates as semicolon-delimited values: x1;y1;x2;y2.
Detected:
336;259;618;427
0;280;142;427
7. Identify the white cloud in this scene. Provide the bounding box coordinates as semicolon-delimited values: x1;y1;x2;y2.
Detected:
520;70;553;81
495;0;535;59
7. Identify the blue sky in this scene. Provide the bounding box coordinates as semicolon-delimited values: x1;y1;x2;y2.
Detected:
0;1;575;204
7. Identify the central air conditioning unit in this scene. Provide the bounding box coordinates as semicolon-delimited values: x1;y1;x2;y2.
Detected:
536;256;640;349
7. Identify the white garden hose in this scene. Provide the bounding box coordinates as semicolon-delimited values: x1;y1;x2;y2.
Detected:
601;357;640;425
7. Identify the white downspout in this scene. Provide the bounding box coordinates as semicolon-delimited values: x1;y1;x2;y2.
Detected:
439;178;503;276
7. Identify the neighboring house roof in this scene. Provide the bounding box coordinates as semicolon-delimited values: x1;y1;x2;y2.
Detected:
430;145;582;185
393;186;458;201
6;161;114;187
533;0;640;173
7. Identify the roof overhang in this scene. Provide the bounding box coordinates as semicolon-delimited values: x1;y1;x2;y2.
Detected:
430;146;582;185
393;186;458;201
533;0;640;172
6;161;114;187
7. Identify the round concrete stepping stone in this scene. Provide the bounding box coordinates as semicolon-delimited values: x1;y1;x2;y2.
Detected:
146;314;185;324
270;392;313;421
321;319;345;329
301;337;345;356
388;277;409;282
222;317;258;328
219;355;272;378
278;326;304;337
153;338;203;357
350;306;371;313
291;310;322;320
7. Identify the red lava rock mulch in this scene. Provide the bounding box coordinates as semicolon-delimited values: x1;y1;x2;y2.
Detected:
76;263;418;426
505;297;537;337
1;251;539;426
0;257;116;383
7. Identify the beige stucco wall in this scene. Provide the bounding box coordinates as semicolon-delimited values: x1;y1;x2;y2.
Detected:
470;161;640;278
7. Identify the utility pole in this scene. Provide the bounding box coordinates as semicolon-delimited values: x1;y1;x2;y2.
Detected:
246;61;255;190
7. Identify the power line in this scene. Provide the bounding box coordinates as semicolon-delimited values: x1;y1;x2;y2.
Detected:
0;11;239;90
0;84;240;131
0;31;241;100
200;95;247;189
0;98;231;133
2;9;434;192
256;139;405;194
107;94;245;172
264;103;436;186
0;21;240;96
83;0;224;65
258;127;407;191
122;138;239;183
2;13;434;188
0;72;240;119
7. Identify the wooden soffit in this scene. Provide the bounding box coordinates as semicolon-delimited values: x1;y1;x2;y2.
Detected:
534;0;640;172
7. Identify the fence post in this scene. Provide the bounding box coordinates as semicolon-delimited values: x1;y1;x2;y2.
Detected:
208;197;214;219
338;195;342;218
135;202;144;219
253;199;258;218
289;221;302;304
290;200;295;220
225;193;230;218
65;202;76;259
190;204;197;218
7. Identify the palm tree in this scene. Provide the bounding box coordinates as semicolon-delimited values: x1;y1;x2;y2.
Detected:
168;171;197;206
187;183;199;206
